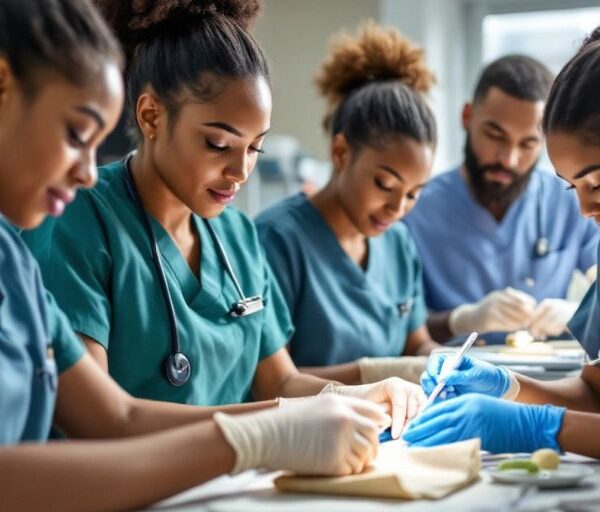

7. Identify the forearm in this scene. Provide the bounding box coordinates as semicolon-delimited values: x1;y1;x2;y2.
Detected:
121;399;277;437
515;374;600;413
404;338;440;356
426;311;454;344
0;421;234;512
299;362;361;385
276;372;336;398
558;410;600;458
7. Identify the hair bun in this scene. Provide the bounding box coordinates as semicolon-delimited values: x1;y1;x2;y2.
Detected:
94;0;261;52
316;21;435;108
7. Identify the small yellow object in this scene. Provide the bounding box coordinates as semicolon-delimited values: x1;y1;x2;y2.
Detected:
531;449;560;470
498;459;539;473
505;330;535;348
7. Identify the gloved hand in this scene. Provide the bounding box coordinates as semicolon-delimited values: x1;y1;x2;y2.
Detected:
449;287;536;335
421;354;518;401
321;377;426;439
358;356;428;384
403;394;565;454
528;299;578;338
214;395;384;475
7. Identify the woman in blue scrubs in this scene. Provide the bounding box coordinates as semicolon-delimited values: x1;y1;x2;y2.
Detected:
22;1;424;435
0;0;401;508
256;23;440;385
404;27;600;458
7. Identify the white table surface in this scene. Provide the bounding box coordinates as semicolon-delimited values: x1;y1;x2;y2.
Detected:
145;454;600;512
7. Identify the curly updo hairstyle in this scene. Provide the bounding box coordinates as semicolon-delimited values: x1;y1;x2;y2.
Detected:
93;0;269;139
316;22;437;152
0;0;122;99
543;27;600;144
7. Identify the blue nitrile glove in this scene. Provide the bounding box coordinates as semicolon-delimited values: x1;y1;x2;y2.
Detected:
421;354;511;402
403;394;565;454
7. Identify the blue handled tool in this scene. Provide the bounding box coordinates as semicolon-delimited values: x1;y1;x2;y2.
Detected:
379;428;393;443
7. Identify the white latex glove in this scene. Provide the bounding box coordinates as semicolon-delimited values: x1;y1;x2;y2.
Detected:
448;287;536;335
357;356;428;384
528;299;578;338
214;395;384;476
320;377;426;439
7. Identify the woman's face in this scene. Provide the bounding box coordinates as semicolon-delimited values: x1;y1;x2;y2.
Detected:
333;135;433;237
149;76;272;218
547;131;600;225
0;60;123;229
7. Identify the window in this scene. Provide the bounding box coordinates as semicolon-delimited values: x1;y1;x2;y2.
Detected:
483;7;600;72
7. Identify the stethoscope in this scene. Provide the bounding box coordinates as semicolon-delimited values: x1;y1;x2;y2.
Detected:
524;177;550;288
123;154;264;387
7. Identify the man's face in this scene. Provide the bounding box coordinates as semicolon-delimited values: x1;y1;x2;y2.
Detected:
463;87;545;208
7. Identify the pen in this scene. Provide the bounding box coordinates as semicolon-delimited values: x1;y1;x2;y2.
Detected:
423;331;479;410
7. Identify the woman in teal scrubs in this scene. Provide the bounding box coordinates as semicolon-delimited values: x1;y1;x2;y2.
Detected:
23;1;424;435
0;0;404;508
256;24;440;385
403;27;600;458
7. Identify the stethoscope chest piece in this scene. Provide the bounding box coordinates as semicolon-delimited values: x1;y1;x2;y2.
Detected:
534;237;550;258
229;296;264;317
163;352;191;387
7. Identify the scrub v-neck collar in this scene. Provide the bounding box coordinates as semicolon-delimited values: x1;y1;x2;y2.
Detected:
150;216;225;308
300;194;373;287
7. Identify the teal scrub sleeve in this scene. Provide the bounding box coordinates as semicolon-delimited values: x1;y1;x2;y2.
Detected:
577;220;599;273
45;291;85;374
406;236;428;333
258;250;295;360
256;224;301;318
25;195;113;349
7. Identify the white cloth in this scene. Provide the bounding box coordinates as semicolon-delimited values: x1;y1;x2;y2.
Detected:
358;356;428;384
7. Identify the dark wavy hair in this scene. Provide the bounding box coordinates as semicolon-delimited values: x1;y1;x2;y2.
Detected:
0;0;122;99
543;27;600;144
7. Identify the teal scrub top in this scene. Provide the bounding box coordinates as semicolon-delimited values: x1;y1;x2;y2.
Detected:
23;160;293;406
0;216;84;444
255;193;427;367
568;242;600;362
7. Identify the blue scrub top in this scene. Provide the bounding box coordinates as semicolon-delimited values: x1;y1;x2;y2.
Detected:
0;216;84;445
404;168;599;342
23;160;293;406
569;243;600;362
256;193;427;367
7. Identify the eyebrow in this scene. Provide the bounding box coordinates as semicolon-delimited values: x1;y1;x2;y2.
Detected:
377;164;427;189
76;105;105;130
202;121;270;139
484;121;541;143
574;164;600;180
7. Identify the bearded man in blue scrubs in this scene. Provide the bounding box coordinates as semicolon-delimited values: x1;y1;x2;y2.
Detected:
404;55;599;344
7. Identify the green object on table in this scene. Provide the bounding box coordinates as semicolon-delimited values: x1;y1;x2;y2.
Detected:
498;460;539;474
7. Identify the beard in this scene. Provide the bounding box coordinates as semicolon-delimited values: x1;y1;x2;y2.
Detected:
464;134;538;209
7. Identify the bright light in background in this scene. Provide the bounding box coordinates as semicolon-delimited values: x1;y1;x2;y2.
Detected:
483;7;600;71
483;7;600;171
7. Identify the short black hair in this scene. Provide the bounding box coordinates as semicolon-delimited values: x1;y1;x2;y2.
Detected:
94;1;269;140
473;54;554;104
543;27;600;144
0;0;122;98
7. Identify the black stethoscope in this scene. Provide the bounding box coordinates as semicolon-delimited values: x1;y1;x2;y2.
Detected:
525;177;550;287
123;154;264;387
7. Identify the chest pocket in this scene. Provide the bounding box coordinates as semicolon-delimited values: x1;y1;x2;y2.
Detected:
22;343;58;442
